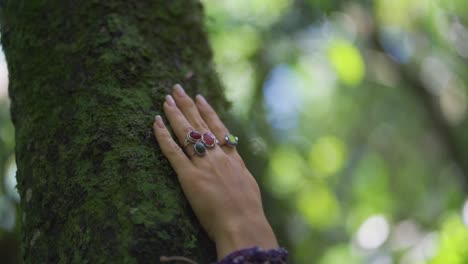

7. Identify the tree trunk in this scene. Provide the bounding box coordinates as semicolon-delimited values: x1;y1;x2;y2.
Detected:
0;0;225;262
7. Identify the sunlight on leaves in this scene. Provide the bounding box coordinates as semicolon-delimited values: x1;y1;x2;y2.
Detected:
375;0;430;28
268;147;307;196
295;57;337;102
463;200;468;226
211;26;260;63
352;154;392;212
4;157;19;202
217;61;255;118
210;26;260;117
327;39;365;86
346;154;393;232
308;136;347;177
437;0;468;16
203;0;292;28
355;214;390;250
0;48;8;99
430;213;468;264
318;244;361;264
296;185;340;229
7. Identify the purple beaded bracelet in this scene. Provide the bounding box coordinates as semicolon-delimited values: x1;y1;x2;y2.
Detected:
216;247;288;264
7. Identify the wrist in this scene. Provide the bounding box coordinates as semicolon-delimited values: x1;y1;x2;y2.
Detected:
214;214;279;260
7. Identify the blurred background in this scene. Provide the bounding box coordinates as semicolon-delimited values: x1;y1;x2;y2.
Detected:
1;0;468;263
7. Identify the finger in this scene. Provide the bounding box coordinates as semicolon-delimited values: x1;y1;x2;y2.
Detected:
164;94;225;162
195;94;236;152
163;95;196;145
172;84;209;132
153;115;194;176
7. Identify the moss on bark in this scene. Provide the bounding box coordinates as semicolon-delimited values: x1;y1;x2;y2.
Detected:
1;0;225;262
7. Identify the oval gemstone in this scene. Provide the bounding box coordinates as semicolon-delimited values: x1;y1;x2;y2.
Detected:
193;142;206;155
226;134;238;146
202;132;216;148
189;131;202;142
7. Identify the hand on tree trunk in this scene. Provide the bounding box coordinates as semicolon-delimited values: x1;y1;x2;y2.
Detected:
153;84;279;260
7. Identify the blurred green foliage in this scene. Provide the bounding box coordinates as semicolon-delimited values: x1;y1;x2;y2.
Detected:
202;0;468;263
1;0;468;263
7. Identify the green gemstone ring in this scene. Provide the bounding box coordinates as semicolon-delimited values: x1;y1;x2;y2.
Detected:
192;142;207;157
223;133;239;147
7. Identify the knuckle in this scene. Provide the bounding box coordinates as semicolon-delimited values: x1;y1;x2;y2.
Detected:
184;167;199;177
187;170;208;185
166;142;183;156
197;103;208;112
157;131;173;144
198;163;213;173
213;124;226;133
200;104;213;115
230;153;245;165
207;110;218;119
182;125;193;133
173;109;186;119
160;129;172;139
195;120;209;130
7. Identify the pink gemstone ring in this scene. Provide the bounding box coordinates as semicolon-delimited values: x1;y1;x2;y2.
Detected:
183;130;202;147
201;132;217;148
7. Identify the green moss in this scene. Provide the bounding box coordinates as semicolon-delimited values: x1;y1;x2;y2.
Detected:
0;0;222;263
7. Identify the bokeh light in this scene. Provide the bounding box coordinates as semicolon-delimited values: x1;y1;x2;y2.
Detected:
318;244;360;264
308;136;347;177
463;200;468;227
264;65;302;133
0;46;8;98
268;147;307;196
4;158;19;202
399;233;438;264
296;185;340;230
1;0;468;263
389;220;423;251
355;215;390;250
327;39;365;86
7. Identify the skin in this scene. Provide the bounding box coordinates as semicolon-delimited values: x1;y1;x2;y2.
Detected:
152;84;279;260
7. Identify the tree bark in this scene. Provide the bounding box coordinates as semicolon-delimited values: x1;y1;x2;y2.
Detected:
0;0;225;262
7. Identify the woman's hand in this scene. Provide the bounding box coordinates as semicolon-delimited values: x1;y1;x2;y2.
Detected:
152;84;278;259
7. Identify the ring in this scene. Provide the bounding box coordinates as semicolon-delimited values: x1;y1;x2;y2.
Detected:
191;142;207;157
220;133;239;147
183;130;214;158
184;130;202;147
201;132;217;148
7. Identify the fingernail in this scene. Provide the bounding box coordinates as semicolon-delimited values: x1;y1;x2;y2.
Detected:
165;95;175;106
195;94;207;104
173;84;185;96
154;115;165;128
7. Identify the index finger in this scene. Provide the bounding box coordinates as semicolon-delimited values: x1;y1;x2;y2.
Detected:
153;115;194;176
